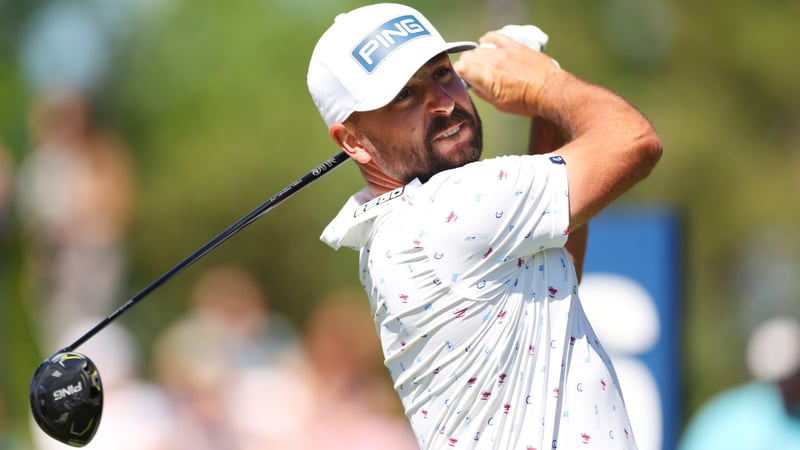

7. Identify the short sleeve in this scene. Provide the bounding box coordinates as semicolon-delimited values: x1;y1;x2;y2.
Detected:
411;154;570;299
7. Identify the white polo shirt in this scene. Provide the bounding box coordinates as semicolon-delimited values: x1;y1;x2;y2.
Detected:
321;155;636;450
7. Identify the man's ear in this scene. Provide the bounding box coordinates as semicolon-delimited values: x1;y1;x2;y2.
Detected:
330;123;372;164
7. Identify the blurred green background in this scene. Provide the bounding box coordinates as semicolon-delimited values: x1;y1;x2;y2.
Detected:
1;0;799;447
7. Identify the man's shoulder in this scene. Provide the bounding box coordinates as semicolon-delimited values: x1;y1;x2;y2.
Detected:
419;154;564;199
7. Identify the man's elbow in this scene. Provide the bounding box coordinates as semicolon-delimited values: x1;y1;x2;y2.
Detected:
634;125;663;176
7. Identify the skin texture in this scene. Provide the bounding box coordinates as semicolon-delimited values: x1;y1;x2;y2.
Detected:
455;32;663;229
330;53;482;193
329;30;662;269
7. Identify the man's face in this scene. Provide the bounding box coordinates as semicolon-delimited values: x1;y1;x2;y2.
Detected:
348;53;483;184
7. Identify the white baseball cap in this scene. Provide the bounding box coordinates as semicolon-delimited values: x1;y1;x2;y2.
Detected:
307;3;476;127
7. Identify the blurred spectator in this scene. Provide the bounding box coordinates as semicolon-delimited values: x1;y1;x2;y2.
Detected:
152;272;417;449
1;142;11;347
151;264;306;449
0;143;11;239
0;143;12;308
678;315;800;449
295;290;419;450
31;320;174;450
15;88;136;348
2;147;26;450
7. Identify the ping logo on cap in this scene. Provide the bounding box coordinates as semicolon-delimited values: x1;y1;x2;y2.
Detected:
352;15;430;73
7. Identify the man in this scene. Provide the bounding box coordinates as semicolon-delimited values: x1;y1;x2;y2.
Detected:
308;3;662;449
678;316;800;450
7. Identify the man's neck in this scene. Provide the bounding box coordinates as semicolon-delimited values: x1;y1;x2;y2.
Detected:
358;161;404;197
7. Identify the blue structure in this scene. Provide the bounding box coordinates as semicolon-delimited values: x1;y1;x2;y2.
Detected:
583;206;683;450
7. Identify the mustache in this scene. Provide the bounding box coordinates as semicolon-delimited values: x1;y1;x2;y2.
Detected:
426;107;476;141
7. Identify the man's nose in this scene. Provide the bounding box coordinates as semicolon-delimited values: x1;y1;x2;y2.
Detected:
426;81;456;115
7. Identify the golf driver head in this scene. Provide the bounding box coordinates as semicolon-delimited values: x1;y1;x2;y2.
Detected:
30;352;103;447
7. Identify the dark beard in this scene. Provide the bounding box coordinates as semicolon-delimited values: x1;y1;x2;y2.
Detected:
410;106;484;183
357;99;484;185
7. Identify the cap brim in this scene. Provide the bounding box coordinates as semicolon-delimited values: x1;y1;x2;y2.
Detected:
352;40;477;114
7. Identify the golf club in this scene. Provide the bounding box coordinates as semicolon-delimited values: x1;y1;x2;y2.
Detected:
29;150;350;446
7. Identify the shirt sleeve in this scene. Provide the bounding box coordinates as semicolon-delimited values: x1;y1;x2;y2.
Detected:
414;154;570;299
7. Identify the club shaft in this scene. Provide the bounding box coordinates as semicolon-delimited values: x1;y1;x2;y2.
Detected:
62;151;350;353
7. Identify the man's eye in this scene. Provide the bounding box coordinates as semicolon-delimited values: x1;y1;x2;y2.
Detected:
435;67;454;80
391;87;413;105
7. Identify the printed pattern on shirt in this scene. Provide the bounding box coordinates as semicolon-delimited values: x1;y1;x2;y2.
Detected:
322;155;637;449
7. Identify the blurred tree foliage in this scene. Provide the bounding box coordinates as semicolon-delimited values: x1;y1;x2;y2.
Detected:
1;0;799;445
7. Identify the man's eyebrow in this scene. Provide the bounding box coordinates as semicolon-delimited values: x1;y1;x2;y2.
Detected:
380;54;453;110
428;52;450;65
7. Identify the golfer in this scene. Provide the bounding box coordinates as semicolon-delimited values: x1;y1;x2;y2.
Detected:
308;3;662;449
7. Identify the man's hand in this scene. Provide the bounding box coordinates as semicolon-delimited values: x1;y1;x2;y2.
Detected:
454;31;561;118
